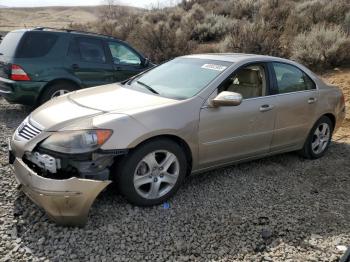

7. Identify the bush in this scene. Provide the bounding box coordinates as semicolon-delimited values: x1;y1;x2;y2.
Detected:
219;21;283;56
344;12;350;34
291;24;350;69
192;13;233;42
229;0;261;20
128;22;196;63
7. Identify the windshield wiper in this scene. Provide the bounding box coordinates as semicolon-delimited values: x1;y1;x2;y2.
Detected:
136;81;159;95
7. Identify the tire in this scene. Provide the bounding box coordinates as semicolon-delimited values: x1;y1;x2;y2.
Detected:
38;83;77;105
114;138;187;206
299;116;334;159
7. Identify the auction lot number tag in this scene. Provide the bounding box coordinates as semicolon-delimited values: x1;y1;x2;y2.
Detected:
201;64;227;71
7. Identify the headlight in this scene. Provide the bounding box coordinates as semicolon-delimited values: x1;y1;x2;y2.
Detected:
40;129;113;154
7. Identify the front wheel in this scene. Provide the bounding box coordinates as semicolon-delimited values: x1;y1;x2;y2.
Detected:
299;116;334;159
115;139;187;206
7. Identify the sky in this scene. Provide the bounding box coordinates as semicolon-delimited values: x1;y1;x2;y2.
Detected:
0;0;180;8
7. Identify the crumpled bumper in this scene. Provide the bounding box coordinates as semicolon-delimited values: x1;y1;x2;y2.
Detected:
11;157;111;226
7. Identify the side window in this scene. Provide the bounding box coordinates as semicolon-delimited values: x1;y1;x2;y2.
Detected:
68;38;106;64
16;32;58;58
272;62;315;94
108;42;141;65
219;64;268;99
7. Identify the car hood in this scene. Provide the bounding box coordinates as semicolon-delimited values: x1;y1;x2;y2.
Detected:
30;84;177;131
68;84;177;112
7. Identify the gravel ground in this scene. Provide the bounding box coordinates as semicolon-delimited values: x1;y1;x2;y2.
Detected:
0;71;349;261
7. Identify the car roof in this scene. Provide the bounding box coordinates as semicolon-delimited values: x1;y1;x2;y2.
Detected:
182;53;294;64
10;27;120;41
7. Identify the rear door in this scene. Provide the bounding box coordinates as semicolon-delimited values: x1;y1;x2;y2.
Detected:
269;62;318;152
66;36;114;87
106;41;146;81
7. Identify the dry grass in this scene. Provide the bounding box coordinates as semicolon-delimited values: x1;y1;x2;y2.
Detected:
322;68;350;140
0;6;99;32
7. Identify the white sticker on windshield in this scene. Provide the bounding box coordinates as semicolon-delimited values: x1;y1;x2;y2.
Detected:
201;64;227;71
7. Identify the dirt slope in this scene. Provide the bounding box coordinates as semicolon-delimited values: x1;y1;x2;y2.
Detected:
0;6;99;32
322;68;350;142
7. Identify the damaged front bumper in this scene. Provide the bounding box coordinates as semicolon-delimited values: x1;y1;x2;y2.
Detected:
9;132;113;226
10;156;111;226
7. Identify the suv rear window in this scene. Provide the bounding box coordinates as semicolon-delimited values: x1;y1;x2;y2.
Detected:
16;32;58;58
0;32;24;57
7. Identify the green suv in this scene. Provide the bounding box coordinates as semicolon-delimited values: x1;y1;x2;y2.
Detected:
0;28;153;106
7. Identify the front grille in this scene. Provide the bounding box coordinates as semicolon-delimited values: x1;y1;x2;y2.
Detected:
17;121;42;140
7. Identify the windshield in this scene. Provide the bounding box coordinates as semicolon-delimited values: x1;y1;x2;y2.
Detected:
127;58;232;100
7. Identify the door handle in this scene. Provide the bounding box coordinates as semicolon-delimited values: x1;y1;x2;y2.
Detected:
71;64;79;70
259;104;274;112
308;97;317;104
114;66;122;71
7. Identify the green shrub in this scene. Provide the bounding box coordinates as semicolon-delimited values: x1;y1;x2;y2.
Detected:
344;12;350;34
192;13;233;42
291;24;350;69
128;22;196;63
219;21;283;56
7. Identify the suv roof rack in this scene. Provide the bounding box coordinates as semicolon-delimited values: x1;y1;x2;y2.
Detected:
33;27;117;40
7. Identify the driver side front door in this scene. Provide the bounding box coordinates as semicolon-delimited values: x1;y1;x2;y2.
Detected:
198;63;276;169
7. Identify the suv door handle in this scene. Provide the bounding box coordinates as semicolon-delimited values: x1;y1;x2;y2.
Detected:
71;64;79;70
260;104;274;112
308;97;317;104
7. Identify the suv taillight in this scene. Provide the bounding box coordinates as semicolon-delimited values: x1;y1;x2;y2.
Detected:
11;64;30;81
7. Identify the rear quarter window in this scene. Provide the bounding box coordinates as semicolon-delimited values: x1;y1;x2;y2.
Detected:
15;32;58;58
0;32;24;57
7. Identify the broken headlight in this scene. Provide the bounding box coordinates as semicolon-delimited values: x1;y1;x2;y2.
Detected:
40;130;113;154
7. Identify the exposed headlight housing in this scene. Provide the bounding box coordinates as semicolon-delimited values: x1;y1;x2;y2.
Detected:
40;129;113;154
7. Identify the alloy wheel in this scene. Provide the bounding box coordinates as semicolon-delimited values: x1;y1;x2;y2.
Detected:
133;150;180;199
311;122;331;154
51;89;70;98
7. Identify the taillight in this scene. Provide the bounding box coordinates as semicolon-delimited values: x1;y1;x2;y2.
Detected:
11;64;30;81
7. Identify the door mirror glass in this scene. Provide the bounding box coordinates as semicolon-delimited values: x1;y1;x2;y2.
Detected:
211;91;242;107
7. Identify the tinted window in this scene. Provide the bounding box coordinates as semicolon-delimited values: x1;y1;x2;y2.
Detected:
67;39;80;60
272;62;315;93
129;58;231;100
0;32;24;57
79;38;106;63
219;64;268;99
108;42;141;65
16;32;58;58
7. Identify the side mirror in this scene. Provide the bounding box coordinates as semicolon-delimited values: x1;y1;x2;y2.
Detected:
210;91;243;107
142;58;150;67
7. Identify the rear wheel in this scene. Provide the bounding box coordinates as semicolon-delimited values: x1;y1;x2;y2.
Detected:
114;139;187;206
299;116;333;159
38;83;77;105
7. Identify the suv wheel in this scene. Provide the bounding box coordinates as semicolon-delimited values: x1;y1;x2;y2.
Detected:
299;116;334;159
115;139;187;206
39;83;77;105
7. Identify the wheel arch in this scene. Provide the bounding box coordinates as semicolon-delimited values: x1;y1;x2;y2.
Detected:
37;78;81;104
322;113;336;129
130;134;193;175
